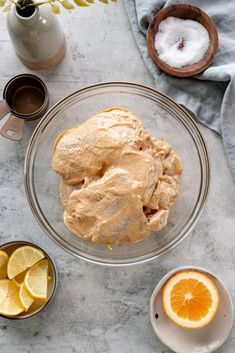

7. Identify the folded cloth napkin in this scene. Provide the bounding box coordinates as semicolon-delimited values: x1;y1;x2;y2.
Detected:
123;0;235;179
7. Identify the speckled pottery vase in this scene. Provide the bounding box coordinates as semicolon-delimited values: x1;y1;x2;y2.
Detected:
7;3;66;69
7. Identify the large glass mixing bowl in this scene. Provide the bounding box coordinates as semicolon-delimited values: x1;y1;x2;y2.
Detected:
24;82;210;265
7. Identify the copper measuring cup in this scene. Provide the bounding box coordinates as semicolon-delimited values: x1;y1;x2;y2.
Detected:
0;74;49;141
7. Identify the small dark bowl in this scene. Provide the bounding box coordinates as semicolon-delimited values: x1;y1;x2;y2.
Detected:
147;4;218;77
0;241;57;320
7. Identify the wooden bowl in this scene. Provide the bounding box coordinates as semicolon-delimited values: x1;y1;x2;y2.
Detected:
147;4;218;77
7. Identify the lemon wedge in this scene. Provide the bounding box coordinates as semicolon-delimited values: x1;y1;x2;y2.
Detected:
0;250;9;279
19;283;34;311
7;245;45;279
0;279;24;317
24;259;48;302
13;271;51;288
12;270;28;287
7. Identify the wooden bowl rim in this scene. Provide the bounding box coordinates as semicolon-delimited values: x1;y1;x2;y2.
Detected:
147;4;218;77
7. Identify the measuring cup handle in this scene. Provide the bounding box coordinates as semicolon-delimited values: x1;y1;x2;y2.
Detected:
0;115;25;141
0;99;10;120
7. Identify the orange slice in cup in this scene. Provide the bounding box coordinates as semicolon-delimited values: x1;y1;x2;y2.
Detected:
162;270;220;329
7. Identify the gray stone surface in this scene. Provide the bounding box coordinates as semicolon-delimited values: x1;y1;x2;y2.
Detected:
0;2;234;352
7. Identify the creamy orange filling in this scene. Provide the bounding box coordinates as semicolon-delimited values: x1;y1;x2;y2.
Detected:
52;108;183;245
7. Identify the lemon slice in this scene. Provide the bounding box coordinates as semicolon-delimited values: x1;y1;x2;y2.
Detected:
7;246;45;279
19;283;34;311
24;259;48;302
13;271;51;287
0;250;9;279
0;279;24;317
162;270;220;329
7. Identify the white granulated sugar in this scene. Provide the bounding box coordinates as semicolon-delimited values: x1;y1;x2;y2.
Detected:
154;16;210;68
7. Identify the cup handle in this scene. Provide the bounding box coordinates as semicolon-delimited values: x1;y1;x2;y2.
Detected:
0;115;25;141
0;99;10;120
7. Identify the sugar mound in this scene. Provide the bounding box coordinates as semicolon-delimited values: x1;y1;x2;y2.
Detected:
154;16;210;68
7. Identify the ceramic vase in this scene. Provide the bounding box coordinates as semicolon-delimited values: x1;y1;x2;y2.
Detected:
7;4;66;69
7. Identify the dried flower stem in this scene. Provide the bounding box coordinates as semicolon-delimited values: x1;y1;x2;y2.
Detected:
1;0;117;13
9;0;21;8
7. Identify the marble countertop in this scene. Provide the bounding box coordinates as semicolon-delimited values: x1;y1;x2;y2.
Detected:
0;2;234;352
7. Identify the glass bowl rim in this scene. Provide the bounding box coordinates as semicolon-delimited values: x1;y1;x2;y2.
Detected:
24;81;210;266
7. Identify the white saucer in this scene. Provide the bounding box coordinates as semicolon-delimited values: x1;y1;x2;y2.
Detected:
150;266;233;353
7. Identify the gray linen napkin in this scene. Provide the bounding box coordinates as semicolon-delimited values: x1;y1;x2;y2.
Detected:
123;0;235;179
